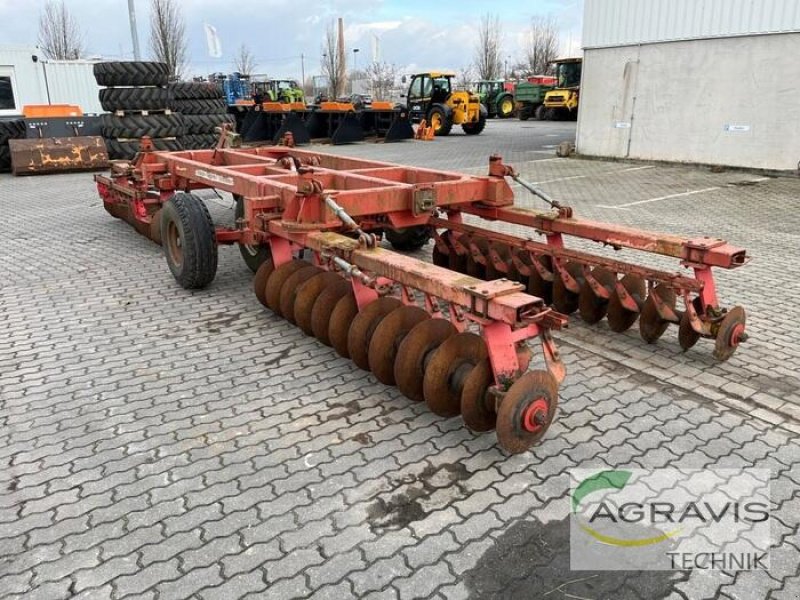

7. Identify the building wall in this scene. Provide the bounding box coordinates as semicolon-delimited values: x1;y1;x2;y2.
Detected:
0;45;101;116
584;0;800;48
576;33;800;170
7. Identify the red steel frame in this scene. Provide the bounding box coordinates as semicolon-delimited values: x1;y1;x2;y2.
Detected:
96;144;748;382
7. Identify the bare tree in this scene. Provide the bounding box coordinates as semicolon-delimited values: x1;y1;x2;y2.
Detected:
38;1;84;60
321;20;345;98
363;62;396;100
233;44;256;76
148;0;188;80
455;65;475;90
523;17;560;75
473;13;502;80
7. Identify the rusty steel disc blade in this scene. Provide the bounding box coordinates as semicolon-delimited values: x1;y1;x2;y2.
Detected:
496;370;559;455
678;311;701;352
394;318;457;402
468;237;490;280
347;297;403;370
639;283;676;344
488;242;519;282
449;250;468;274
265;260;309;315
432;244;449;268
294;271;342;336
368;305;430;385
607;274;646;332
310;279;352;343
423;332;488;417
253;259;275;308
552;262;584;315
279;266;323;324
328;293;359;358
150;209;163;245
713;306;746;362
527;256;553;306
578;268;617;325
461;359;496;432
465;253;486;280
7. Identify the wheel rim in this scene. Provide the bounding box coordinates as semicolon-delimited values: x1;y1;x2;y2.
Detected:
501;99;513;114
166;220;183;268
431;113;442;132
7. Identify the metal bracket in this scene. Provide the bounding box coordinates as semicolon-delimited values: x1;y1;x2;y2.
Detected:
413;186;436;216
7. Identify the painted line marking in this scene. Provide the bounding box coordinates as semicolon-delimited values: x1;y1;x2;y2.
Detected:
599;186;721;209
531;165;655;186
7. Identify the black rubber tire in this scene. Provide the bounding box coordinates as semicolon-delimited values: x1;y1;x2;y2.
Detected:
234;194;271;272
427;105;453;136
0;145;10;172
104;138;183;160
169;82;223;100
178;134;218;149
99;87;171;112
496;94;514;119
385;226;431;252
535;105;547;120
462;113;487;135
161;193;218;289
0;119;26;145
182;114;236;135
518;107;531;121
101;113;185;139
93;61;169;87
170;98;228;115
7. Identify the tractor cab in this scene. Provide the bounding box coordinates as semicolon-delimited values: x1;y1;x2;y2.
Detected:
555;59;582;89
404;72;486;136
472;79;514;119
544;57;582;119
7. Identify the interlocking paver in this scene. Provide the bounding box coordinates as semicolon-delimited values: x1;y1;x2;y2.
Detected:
2;121;799;600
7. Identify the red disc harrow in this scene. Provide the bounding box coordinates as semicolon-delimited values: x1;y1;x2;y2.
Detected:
95;133;749;453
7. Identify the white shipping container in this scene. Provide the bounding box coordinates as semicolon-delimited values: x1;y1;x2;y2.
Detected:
0;44;102;117
583;0;800;48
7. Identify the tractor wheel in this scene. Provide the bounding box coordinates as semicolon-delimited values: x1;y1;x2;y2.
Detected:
535;105;547;120
182;114;236;135
234;194;271;273
99;87;171;112
168;82;223;100
170;98;228;115
518;106;531;121
427;105;453;136
161;192;218;289
100;113;185;139
385;226;431;252
93;61;169;87
497;95;514;119
462;113;487;135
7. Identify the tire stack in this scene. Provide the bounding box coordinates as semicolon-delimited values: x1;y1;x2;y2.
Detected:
0;119;26;173
169;82;235;150
93;61;185;160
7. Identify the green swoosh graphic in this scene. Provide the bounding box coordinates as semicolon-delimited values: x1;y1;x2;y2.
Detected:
572;470;632;512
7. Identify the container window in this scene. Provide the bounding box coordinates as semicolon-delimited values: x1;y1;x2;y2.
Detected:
0;76;16;110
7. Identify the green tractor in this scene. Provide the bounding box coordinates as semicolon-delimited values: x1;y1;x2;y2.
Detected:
473;80;514;119
252;78;305;104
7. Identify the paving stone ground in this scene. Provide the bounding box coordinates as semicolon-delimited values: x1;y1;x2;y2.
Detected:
1;119;799;599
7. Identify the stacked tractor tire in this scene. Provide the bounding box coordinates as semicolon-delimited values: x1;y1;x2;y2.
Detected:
169;82;235;150
0;118;26;173
93;61;184;160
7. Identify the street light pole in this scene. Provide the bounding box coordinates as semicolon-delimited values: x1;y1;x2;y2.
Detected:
127;0;141;60
352;48;359;93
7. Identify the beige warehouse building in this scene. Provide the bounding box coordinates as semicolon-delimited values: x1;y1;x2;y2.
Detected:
577;0;800;171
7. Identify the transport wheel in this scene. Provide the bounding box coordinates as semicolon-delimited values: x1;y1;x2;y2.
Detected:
150;209;163;245
367;306;430;385
279;266;323;324
99;86;171;112
264;260;309;315
394;318;457;402
535;105;547;120
253;259;275;308
462;113;487;135
461;359;496;432
385;226;431;252
234;195;271;273
92;61;170;87
527;256;553;306
423;332;487;417
678;311;701;351
294;272;343;336
713;306;746;361
552;262;584;315
639;283;676;343
578;268;617;324
496;370;559;454
607;274;646;332
428;106;452;136
347;297;403;370
329;293;359;357
161;193;218;289
311;280;352;343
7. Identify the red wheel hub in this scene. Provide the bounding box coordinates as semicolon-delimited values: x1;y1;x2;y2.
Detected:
522;398;549;433
730;323;745;347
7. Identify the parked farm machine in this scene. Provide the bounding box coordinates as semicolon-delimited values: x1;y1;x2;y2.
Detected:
95;133;749;453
